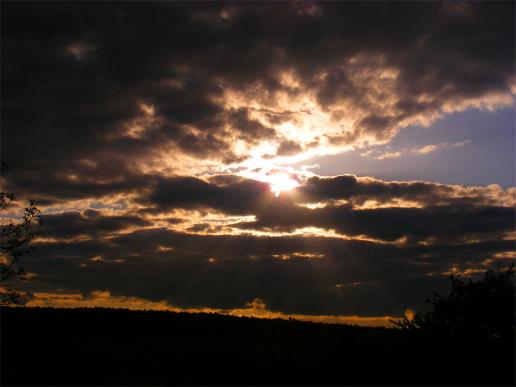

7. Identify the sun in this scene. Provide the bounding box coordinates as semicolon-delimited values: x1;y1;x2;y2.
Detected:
267;171;300;197
234;158;303;197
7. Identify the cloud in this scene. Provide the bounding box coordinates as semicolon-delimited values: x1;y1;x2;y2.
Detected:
363;140;472;160
22;291;394;327
145;175;271;215
375;150;403;160
2;2;514;320
234;203;514;244
5;171;514;320
276;140;304;157
375;144;439;160
38;209;151;239
18;223;514;317
2;2;514;203
132;173;516;244
15;171;515;317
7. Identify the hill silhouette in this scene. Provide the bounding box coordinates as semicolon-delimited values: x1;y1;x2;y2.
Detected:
1;306;514;386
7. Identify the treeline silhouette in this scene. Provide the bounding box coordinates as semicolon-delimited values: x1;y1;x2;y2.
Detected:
392;266;515;341
0;162;42;305
1;303;514;386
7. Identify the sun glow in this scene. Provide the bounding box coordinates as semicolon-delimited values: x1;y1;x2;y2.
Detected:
232;158;306;197
267;171;300;196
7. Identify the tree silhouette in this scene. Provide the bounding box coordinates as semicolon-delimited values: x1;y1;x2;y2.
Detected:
392;266;515;340
0;163;42;305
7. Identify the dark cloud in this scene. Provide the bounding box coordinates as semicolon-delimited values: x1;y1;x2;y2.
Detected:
3;160;148;204
20;227;514;316
2;1;514;201
276;140;303;156
2;2;514;319
15;172;511;316
228;107;277;143
355;115;396;139
144;175;514;243
39;210;151;239
234;203;514;243
146;175;271;215
298;175;492;206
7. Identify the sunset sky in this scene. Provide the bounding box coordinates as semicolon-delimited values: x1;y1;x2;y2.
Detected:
2;1;515;325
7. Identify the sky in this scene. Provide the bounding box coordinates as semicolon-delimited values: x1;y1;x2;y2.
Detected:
1;1;515;326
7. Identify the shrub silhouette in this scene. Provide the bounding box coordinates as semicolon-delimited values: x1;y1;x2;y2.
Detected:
0;163;41;305
392;266;515;341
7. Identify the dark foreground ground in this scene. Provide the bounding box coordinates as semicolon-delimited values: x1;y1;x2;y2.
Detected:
1;307;514;386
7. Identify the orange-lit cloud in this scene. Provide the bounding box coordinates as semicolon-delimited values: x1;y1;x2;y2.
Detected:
3;2;515;205
22;291;394;327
